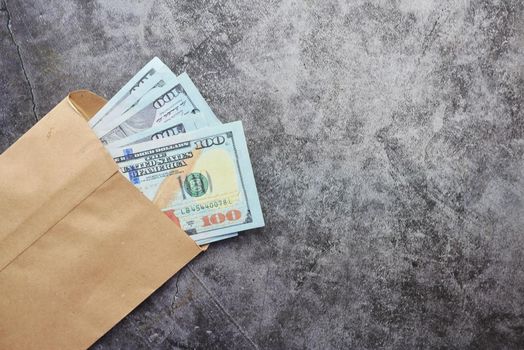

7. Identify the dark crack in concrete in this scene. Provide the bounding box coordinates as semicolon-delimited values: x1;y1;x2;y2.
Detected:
3;0;37;122
188;266;260;350
0;0;36;153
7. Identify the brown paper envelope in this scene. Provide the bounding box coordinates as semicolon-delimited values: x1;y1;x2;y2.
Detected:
0;91;202;350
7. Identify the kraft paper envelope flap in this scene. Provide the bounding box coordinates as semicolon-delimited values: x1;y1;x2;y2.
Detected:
0;92;118;270
68;90;107;120
0;90;202;350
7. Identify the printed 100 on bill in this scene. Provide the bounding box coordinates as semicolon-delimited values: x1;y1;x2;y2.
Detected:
109;121;264;243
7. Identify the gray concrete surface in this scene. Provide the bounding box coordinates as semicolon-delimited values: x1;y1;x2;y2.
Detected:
1;0;523;349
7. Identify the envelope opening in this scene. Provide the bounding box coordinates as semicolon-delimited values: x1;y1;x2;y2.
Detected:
68;90;107;121
67;89;207;252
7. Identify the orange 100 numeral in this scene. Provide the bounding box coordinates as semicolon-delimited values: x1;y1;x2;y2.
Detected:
202;209;242;227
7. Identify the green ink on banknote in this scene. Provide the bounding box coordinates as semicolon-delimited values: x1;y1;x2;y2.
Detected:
184;173;209;197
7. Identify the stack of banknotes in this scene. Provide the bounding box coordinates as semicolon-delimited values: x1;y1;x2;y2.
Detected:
89;57;264;245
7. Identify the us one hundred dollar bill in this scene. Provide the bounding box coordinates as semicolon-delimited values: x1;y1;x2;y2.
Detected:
108;111;210;148
109;121;264;243
97;73;219;145
90;57;176;132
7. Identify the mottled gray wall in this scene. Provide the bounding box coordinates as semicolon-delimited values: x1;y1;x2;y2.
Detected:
1;0;523;349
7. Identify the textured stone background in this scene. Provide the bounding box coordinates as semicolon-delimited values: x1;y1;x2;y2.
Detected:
1;0;523;349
